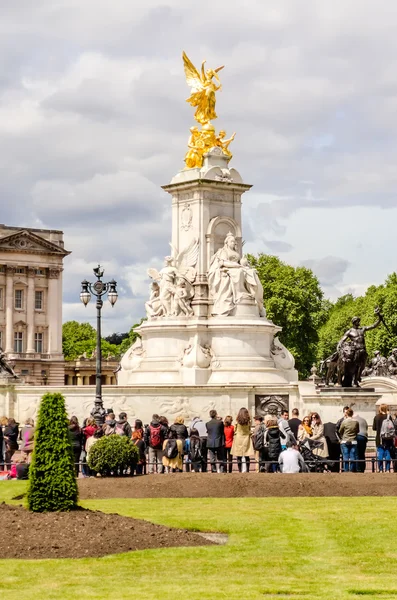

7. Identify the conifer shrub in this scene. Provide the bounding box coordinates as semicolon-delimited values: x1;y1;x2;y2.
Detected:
88;435;139;476
27;392;78;512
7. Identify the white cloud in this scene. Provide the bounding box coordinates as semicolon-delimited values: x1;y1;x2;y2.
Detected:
1;1;397;332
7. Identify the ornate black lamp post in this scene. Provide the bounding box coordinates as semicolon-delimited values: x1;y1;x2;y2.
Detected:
80;265;118;426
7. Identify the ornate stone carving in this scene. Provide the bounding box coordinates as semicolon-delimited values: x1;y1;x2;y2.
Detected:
27;267;36;278
10;237;33;250
14;320;27;331
255;394;289;417
207;232;265;317
181;203;193;231
159;396;192;420
178;340;220;369
271;337;295;371
48;268;62;279
127;337;145;370
6;266;16;276
214;170;233;182
146;239;199;318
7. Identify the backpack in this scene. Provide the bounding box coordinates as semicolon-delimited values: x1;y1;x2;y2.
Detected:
115;422;126;436
104;423;116;436
252;424;266;450
149;424;162;448
163;439;178;459
380;415;396;440
189;437;202;462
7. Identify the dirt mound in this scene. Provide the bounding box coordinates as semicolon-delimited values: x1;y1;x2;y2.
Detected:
0;502;213;559
79;472;397;499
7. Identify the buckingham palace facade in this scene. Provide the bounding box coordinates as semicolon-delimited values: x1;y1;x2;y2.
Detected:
0;224;70;385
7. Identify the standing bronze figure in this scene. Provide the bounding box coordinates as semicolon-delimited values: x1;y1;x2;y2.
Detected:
325;309;383;387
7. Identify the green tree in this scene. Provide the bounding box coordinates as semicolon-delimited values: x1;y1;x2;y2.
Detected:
317;274;397;363
247;254;328;377
27;392;78;512
62;320;119;360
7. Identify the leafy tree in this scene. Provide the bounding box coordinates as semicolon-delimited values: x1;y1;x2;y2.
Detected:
105;332;129;345
62;320;119;360
317;274;397;362
247;254;328;377
27;392;78;512
88;435;139;476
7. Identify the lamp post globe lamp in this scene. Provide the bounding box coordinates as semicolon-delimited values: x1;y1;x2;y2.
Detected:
80;265;118;426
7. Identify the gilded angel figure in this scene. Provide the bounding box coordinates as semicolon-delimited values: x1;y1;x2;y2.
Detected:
182;51;224;126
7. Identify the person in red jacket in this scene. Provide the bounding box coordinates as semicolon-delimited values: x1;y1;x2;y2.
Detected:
224;415;235;473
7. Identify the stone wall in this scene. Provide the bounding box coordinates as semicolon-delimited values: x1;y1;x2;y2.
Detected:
2;379;395;427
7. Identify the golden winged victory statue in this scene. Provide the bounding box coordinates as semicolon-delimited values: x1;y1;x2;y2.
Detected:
182;51;235;169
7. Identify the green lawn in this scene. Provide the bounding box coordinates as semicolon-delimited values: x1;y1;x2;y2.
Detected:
0;482;396;599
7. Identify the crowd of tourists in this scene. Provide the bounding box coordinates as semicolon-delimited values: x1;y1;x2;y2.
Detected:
1;403;396;478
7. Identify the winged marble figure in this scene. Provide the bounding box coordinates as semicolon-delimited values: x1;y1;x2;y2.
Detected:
147;239;199;317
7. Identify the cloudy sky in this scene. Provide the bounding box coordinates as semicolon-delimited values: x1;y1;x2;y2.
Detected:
2;1;397;334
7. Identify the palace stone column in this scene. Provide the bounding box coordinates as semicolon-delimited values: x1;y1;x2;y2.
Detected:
26;267;36;354
5;266;15;353
48;268;63;355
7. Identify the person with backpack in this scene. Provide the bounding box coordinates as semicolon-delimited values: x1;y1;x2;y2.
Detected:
338;408;359;472
162;430;183;473
144;414;168;474
252;415;267;473
189;428;203;472
265;417;285;472
373;404;395;472
115;412;132;438
190;416;208;472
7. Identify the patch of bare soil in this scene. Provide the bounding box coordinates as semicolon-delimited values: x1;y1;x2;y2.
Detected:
78;472;397;499
0;502;214;559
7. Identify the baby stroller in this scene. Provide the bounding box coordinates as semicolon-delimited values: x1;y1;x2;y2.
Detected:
298;439;335;473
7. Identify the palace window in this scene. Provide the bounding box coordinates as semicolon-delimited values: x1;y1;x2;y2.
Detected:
35;332;43;353
0;266;5;273
35;290;43;310
14;289;24;310
35;269;45;276
14;332;23;353
15;268;25;274
0;287;3;309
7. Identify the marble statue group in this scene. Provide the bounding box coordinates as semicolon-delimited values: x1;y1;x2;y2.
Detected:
145;232;266;320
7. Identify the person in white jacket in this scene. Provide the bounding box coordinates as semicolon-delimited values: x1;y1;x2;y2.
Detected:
279;441;308;473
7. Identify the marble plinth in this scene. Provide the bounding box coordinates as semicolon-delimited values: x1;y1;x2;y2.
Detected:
118;315;298;387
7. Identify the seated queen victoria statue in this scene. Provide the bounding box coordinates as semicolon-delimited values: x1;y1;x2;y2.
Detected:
207;232;266;317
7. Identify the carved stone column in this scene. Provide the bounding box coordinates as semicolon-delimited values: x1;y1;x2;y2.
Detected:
47;268;62;355
26;267;36;354
192;274;209;317
5;266;15;353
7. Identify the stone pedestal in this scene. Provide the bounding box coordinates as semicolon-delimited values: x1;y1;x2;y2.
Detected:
118;151;298;405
